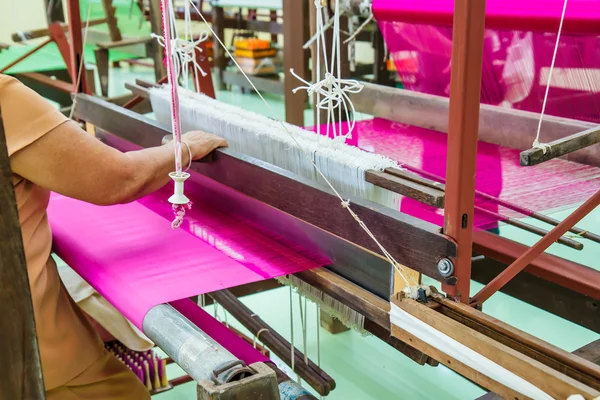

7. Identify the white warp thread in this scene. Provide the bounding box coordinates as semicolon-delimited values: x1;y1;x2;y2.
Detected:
148;85;401;210
390;302;554;400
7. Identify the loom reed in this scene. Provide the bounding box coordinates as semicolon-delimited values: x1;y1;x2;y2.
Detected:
393;166;599;246
210;290;335;396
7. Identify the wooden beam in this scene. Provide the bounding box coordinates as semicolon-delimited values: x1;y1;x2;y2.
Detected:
434;295;600;390
0;113;45;398
100;0;123;42
520;126;600;166
11;19;107;42
222;71;284;95
391;297;600;399
478;338;600;399
574;340;600;366
365;170;445;208
148;0;167;81
282;0;308;125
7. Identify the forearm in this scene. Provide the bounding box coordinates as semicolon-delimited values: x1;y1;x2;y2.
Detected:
120;142;190;203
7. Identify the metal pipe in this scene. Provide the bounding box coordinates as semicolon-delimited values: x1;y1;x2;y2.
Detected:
471;189;600;305
142;303;239;382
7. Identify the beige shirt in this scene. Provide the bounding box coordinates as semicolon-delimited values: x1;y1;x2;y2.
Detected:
1;74;103;390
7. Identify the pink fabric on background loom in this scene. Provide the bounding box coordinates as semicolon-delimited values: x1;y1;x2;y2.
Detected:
377;17;600;123
48;193;327;330
372;0;600;34
351;118;600;228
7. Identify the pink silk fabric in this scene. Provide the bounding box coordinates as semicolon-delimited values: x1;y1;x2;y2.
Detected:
373;0;600;35
48;192;328;330
313;120;600;228
374;0;600;123
170;299;269;364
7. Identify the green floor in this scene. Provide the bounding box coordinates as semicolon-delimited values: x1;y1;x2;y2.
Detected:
1;3;599;396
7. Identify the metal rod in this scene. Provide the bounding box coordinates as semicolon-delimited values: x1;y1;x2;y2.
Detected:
442;0;487;301
471;190;600;305
473;206;583;250
0;39;52;74
142;303;239;382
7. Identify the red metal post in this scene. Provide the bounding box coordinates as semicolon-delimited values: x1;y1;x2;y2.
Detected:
66;0;92;94
471;190;600;305
443;0;487;302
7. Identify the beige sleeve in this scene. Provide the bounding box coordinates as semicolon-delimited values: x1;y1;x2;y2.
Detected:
0;74;69;156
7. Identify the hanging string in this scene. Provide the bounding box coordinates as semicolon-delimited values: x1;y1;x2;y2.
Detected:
158;0;200;229
187;0;419;289
532;0;569;154
68;0;94;120
289;284;297;380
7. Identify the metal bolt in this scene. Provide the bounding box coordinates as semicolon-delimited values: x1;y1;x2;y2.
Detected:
437;258;454;278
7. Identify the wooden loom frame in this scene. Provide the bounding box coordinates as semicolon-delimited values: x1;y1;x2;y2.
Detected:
2;0;597;397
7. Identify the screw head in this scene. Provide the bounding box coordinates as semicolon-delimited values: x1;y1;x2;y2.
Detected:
437;258;454;278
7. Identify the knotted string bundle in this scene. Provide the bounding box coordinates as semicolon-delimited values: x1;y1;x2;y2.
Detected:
292;0;365;143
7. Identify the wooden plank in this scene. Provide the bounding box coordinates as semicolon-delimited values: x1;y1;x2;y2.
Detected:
222;70;284;95
435;295;600;390
148;0;167;81
478;337;600;399
520;126;600;166
96;37;152;49
11;18;107;42
365;170;445;208
349;82;600;167
574;340;600;366
0;112;45;398
390;318;525;399
282;0;308;125
100;0;123;42
73;94;457;282
392;297;600;399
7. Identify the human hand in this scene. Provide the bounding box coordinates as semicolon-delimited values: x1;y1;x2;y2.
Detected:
182;130;228;161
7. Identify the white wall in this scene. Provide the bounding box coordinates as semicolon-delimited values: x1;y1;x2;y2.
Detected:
0;0;49;43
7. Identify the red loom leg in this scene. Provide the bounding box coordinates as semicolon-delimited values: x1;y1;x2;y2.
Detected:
66;0;92;94
443;0;487;302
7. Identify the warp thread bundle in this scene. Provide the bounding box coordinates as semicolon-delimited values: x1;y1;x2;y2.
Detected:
105;341;170;393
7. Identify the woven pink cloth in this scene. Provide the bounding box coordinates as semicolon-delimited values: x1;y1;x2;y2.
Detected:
48;192;327;330
373;0;600;34
374;0;600;123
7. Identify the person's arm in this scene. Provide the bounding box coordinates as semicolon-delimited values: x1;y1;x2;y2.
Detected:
10;120;226;206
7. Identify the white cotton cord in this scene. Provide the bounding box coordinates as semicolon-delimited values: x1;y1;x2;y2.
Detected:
533;0;569;153
316;303;321;368
182;140;192;171
289;284;296;376
186;0;418;289
69;0;93;120
253;328;269;349
298;293;308;365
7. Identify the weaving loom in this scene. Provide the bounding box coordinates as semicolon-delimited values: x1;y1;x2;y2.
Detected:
4;0;600;399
